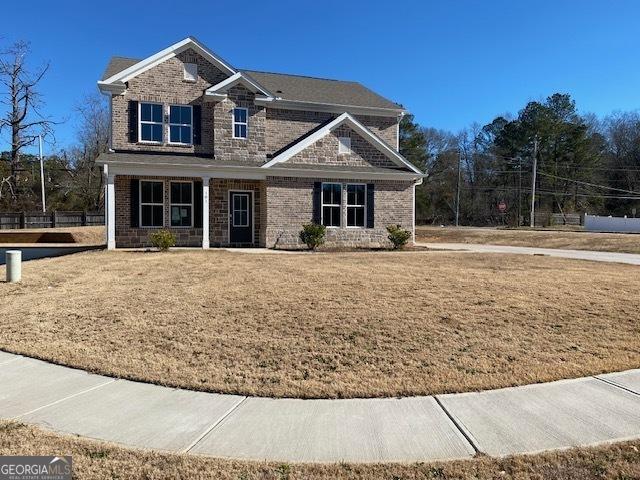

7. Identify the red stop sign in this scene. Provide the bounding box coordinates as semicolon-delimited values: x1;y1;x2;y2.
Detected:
498;201;507;213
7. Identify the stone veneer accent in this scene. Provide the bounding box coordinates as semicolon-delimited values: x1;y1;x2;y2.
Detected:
288;125;397;168
265;176;414;248
114;175;203;248
266;109;398;153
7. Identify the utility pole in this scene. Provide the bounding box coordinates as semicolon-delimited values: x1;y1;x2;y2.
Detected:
455;148;462;227
529;137;538;228
517;157;522;227
39;135;46;213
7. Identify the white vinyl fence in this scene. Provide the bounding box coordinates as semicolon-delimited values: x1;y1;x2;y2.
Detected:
584;214;640;233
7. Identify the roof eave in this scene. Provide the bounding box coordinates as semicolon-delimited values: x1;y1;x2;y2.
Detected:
254;97;406;117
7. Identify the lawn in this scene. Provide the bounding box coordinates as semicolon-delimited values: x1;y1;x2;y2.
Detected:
1;249;639;398
1;421;639;480
417;226;640;253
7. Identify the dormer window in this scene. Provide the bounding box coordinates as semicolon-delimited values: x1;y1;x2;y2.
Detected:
183;63;198;82
338;136;351;154
139;103;163;143
232;107;248;139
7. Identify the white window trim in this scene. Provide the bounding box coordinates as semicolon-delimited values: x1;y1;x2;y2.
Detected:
139;179;164;228
138;102;164;144
321;182;342;228
338;136;351;155
168;104;193;146
183;63;198;82
346;183;367;228
169;180;194;228
232;107;249;140
231;193;250;227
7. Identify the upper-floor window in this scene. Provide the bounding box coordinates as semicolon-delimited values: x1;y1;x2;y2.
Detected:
321;183;342;227
139;103;163;143
232;107;248;139
140;180;164;227
170;181;193;227
169;105;193;145
338;136;351;154
183;63;197;82
346;184;366;227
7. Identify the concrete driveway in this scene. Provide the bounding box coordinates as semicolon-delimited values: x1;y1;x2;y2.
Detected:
420;242;640;266
1;351;639;463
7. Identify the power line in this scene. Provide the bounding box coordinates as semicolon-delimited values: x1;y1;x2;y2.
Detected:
537;171;640;195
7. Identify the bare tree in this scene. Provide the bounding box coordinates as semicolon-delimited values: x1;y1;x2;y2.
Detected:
62;93;109;210
0;41;56;203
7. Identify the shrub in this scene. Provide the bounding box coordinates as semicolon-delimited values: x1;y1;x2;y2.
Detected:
149;229;176;251
386;224;411;249
299;223;326;250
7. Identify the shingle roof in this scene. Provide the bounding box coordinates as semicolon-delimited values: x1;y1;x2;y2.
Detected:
96;152;263;168
100;56;403;111
240;70;403;111
101;57;140;81
276;163;412;173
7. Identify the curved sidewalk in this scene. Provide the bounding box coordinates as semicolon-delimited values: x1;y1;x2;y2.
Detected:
419;242;640;265
1;351;640;463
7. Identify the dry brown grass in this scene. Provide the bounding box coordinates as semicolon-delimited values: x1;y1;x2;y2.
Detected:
0;250;639;398
1;421;640;480
416;226;640;253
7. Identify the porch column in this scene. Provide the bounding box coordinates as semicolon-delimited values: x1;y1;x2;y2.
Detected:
106;173;116;250
202;176;210;249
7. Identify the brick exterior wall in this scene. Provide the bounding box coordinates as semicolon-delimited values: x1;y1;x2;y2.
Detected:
115;175;267;248
288;125;397;168
114;175;203;248
213;85;267;164
109;49;399;161
265;176;414;248
111;49;227;155
266;109;398;153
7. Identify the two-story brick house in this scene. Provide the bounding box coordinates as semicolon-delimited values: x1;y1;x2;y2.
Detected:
97;37;423;249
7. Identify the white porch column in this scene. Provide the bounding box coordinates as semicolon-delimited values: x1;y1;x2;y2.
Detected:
106;174;116;250
202;176;210;249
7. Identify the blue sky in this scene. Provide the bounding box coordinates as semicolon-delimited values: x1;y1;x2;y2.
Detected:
2;0;640;153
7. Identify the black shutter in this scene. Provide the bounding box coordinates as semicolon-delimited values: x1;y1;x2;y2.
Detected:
193;181;203;228
128;100;139;143
192;104;202;145
312;182;322;224
130;179;140;227
366;183;375;228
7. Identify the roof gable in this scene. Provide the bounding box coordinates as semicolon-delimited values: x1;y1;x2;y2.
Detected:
205;72;273;100
99;37;236;86
263;113;422;174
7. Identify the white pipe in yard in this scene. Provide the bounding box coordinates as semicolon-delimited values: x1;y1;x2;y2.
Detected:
6;250;21;283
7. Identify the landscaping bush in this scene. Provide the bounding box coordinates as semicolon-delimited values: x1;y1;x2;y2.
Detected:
387;224;411;249
149;229;176;251
299;223;326;250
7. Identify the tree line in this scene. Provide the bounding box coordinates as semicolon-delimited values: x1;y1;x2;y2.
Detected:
2;41;639;224
401;93;640;226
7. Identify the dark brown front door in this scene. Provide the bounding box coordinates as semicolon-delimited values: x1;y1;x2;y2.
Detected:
229;191;253;245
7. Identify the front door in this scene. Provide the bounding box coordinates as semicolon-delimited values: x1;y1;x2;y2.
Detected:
229;191;253;245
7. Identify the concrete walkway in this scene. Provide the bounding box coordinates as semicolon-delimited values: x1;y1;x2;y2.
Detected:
420;242;640;266
1;351;640;462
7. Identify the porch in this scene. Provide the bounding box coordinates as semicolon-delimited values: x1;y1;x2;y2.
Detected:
106;174;265;249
